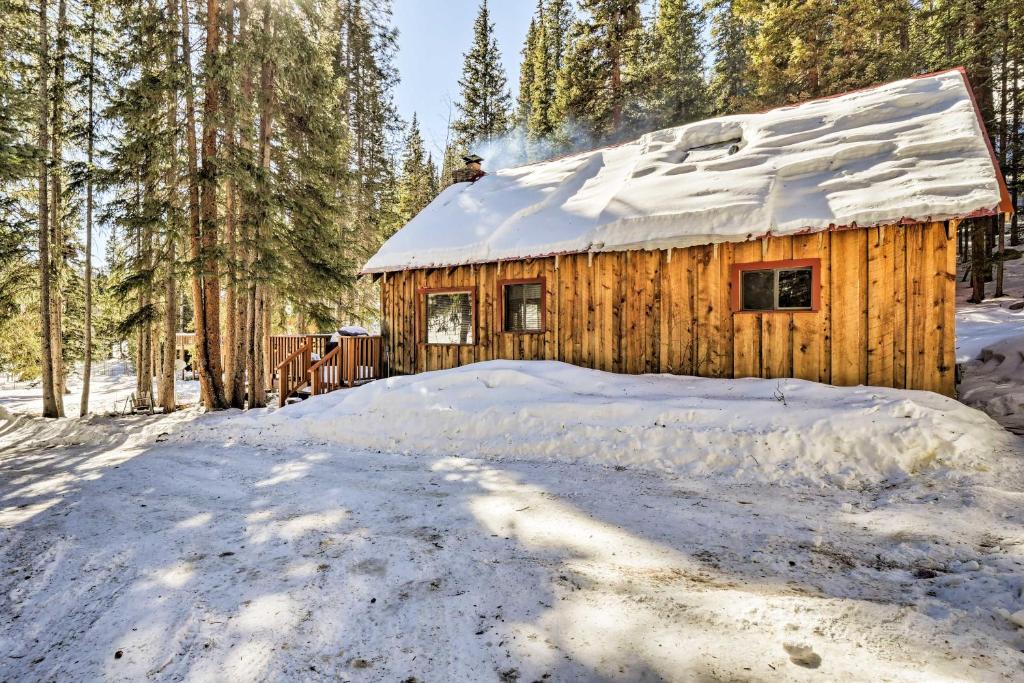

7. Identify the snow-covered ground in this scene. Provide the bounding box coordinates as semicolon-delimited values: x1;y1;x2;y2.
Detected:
0;360;201;416
957;253;1024;433
2;362;1024;681
239;361;1007;488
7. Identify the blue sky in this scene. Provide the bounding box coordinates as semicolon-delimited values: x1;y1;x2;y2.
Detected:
392;0;535;159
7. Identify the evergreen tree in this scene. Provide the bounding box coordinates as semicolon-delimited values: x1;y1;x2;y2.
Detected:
645;0;707;129
517;14;539;131
453;0;513;149
526;2;553;140
0;0;36;323
734;0;921;107
395;114;436;227
553;0;644;144
707;0;753;115
532;0;572;139
337;0;401;324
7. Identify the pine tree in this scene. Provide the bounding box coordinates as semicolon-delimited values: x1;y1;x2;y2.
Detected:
517;14;539;131
37;0;60;417
337;0;401;324
395;114;436;227
0;0;36;329
553;0;644;144
735;0;921;108
645;0;707;129
532;0;572;140
527;3;553;140
453;0;513;149
707;0;753;115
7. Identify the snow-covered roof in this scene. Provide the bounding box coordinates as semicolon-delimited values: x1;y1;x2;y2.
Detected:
363;69;1011;274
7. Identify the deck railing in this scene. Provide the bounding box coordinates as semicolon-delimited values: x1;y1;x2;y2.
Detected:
269;334;331;381
309;336;382;396
276;341;312;407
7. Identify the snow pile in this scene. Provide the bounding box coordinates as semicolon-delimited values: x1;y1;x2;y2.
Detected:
959;333;1024;434
364;69;1006;273
956;301;1024;362
251;361;1010;487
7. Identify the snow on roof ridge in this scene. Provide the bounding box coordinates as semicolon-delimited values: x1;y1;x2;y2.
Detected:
363;69;1009;275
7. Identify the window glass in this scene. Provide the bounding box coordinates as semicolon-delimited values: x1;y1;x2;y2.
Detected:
777;268;813;309
740;270;775;311
504;282;543;332
425;292;474;344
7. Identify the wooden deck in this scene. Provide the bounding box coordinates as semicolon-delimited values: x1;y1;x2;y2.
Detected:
271;335;383;407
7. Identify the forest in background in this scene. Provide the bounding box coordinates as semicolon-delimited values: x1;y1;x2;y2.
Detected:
0;0;1022;415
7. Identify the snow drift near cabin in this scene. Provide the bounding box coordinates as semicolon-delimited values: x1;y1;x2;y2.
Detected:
363;69;1006;273
250;361;1011;487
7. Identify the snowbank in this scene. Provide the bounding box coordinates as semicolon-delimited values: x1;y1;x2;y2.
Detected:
959;333;1024;434
956;302;1024;362
364;69;1006;273
247;361;1010;487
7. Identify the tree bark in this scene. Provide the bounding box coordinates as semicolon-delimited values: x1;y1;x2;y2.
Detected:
247;0;274;408
37;0;58;418
223;0;246;408
80;0;96;417
237;0;255;406
180;0;208;407
1012;55;1020;247
159;0;181;413
49;0;67;416
183;0;228;409
995;214;1005;297
970;220;987;303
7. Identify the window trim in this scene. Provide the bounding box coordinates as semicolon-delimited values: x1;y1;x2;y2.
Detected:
498;277;547;334
418;286;478;346
730;258;821;313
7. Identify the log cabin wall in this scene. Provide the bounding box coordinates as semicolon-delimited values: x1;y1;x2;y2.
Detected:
379;221;956;395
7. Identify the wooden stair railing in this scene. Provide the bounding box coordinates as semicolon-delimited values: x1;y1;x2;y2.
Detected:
343;335;382;387
308;336;383;397
309;345;342;396
276;341;312;407
269;334;332;382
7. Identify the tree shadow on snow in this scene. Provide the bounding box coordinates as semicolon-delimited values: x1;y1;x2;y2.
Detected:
1;417;1021;682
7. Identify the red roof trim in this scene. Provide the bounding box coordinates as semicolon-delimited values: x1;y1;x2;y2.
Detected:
358;214;998;276
954;67;1013;214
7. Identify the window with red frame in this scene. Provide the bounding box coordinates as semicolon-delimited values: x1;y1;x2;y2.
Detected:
424;290;475;344
732;259;820;312
502;280;544;332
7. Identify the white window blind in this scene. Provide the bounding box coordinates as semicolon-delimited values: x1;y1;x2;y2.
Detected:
504;283;543;332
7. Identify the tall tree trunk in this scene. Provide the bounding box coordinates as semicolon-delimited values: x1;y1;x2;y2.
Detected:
137;215;154;402
237;0;254;406
159;0;181;413
183;0;228;409
199;0;227;409
970;220;987;303
38;0;58;418
1012;56;1020;247
180;0;207;406
261;289;271;393
223;0;245;408
247;0;273;408
159;237;177;411
49;0;67;416
995;214;1005;297
80;0;96;417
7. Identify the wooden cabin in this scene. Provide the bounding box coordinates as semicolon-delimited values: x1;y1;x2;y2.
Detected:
364;70;1012;396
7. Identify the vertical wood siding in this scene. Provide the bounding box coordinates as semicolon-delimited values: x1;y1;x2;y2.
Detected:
379;222;956;395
